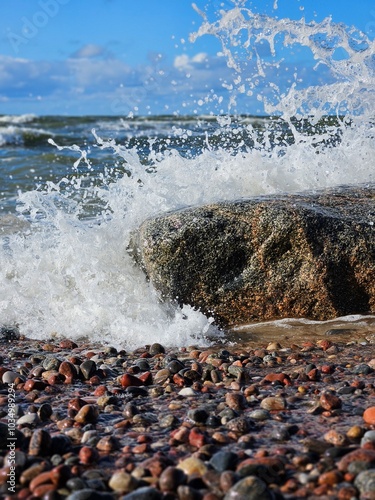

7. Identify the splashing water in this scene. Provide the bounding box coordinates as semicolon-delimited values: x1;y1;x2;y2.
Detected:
0;2;374;348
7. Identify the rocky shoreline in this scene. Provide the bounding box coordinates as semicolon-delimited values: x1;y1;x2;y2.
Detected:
0;328;374;499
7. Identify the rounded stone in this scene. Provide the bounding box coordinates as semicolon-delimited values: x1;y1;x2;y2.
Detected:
363;407;375;425
249;409;270;421
2;370;20;384
320;391;342;411
29;429;52;456
149;343;165;355
96;435;120;452
209;451;238;472
118;486;163;499
324;430;348;446
225;392;247;411
187;408;209;424
79;446;99;465
226;417;251;435
159;466;187;492
17;413;40;426
108;471;139;493
224;475;273;500
347;425;365;439
260;396;286;411
42;355;62;371
80;360;97;380
153;369;170;385
177;457;208;476
354;470;375;498
74;405;99;424
361;430;375;447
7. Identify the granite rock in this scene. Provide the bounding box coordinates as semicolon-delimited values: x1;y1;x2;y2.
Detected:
131;185;375;325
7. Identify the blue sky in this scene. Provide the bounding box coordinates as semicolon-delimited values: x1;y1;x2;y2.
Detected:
0;0;374;116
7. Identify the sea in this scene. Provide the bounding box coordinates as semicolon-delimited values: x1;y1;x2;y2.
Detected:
0;5;374;349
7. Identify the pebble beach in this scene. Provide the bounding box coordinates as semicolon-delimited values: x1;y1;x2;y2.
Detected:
0;328;374;500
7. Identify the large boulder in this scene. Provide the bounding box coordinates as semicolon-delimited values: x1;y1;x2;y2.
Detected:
130;185;375;326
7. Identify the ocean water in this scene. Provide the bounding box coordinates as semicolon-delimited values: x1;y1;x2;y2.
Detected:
0;4;374;349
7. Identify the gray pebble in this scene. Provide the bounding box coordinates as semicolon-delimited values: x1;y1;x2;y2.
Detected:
249;409;270;421
224;475;273;499
121;486;163;499
42;355;61;371
17;413;40;426
354;469;375;497
2;371;20;384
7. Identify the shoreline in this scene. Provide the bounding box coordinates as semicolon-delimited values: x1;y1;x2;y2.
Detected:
0;330;374;499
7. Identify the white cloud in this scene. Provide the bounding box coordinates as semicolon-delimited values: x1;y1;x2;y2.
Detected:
71;44;109;59
174;52;208;70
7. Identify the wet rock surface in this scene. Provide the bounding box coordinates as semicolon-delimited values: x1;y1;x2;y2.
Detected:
0;334;374;499
131;184;375;326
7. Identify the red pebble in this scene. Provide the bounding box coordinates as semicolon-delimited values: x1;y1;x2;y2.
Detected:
363;406;375;425
138;371;153;385
79;446;99;465
338;449;375;471
88;375;101;385
93;385;107;396
172;373;186;387
23;379;47;392
189;427;207;448
119;373;143;388
58;361;78;383
133;443;150;454
59;339;78;349
263;372;292;385
320;391;342;410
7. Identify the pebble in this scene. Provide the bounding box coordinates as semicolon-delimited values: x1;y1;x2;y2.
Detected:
79;446;99;465
108;471;140;493
209;451;238;472
80;360;97;379
187;407;209;424
320;391;342;410
59;360;79;383
159;466;187;492
363;406;375;425
260;396;286;411
249;409;270;421
17;413;40;426
2;370;21;384
338;449;375;471
225;392;247;410
149;343;165;355
224;475;273;500
74;404;99;424
177;457;208;476
120;486;164;499
42;355;61;371
347;425;365;439
354;469;375;498
226;416;251;435
178;387;197;396
324;429;348;446
66;489;115;499
361;430;375;447
28;428;52;456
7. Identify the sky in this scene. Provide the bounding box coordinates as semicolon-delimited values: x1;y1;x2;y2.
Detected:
0;0;374;116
